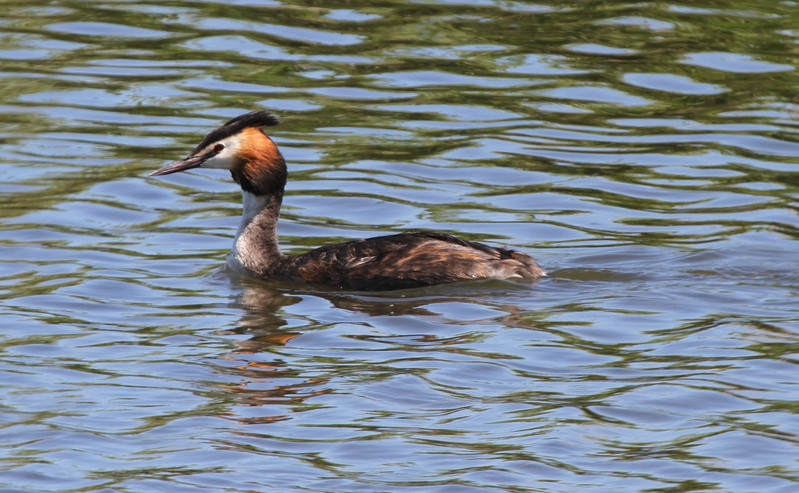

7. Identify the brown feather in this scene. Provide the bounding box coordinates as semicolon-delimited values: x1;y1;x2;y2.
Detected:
267;232;545;290
231;128;287;196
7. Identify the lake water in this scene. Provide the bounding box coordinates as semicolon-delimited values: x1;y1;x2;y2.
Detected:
1;1;798;491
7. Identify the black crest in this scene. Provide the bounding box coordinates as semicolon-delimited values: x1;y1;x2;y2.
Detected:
192;111;281;154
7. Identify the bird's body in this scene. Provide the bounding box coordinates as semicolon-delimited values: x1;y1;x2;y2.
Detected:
150;111;545;290
235;229;542;291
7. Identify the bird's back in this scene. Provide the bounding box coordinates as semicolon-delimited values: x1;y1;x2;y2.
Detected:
272;232;545;290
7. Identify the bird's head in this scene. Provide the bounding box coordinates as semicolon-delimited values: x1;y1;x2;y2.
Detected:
150;111;287;196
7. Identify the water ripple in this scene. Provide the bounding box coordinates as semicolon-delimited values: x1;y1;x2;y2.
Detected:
1;1;798;492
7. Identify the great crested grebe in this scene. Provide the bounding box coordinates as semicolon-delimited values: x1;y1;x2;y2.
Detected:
149;111;545;290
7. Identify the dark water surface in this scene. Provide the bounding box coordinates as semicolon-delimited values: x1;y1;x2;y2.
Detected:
1;1;798;491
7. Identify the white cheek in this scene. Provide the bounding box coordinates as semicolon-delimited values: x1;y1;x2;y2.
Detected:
203;152;236;169
201;139;239;169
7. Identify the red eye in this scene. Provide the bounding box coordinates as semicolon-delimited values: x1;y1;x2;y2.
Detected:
214;143;225;152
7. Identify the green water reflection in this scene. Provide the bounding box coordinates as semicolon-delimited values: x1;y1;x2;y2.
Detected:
0;1;797;492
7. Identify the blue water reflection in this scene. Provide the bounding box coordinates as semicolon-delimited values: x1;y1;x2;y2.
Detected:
1;1;798;492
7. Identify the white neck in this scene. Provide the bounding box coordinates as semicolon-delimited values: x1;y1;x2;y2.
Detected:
229;190;283;274
235;190;269;240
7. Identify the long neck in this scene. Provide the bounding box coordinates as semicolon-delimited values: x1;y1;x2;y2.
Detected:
232;190;284;274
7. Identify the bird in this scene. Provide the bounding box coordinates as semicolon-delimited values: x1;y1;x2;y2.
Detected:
149;111;545;291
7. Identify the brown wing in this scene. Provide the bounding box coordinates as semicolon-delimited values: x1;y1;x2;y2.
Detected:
274;232;544;290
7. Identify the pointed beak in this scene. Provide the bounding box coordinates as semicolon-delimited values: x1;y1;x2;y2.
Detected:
149;155;204;176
